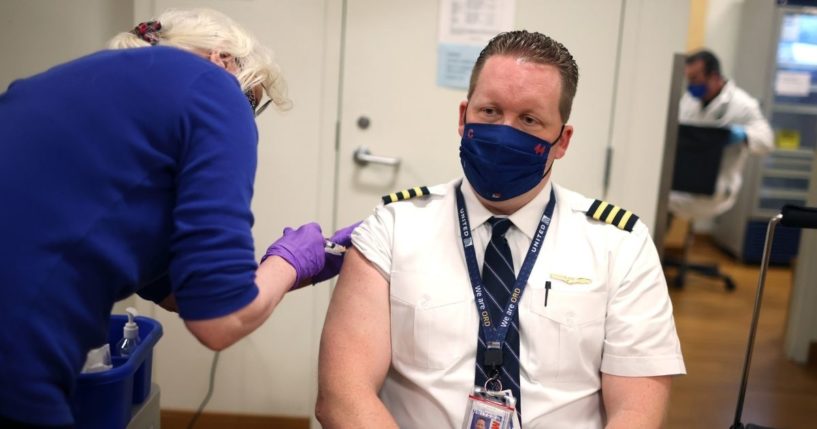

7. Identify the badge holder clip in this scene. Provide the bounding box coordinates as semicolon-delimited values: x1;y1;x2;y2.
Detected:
462;382;521;429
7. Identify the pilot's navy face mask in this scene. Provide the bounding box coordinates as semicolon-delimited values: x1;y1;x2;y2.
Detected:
459;122;562;202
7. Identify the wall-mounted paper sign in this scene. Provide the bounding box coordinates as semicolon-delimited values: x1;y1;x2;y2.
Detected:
437;43;485;89
775;70;812;97
437;0;516;90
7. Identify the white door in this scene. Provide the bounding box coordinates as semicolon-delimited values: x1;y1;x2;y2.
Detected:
335;0;625;227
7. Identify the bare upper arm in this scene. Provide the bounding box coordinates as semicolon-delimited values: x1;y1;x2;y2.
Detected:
602;373;671;428
319;246;392;394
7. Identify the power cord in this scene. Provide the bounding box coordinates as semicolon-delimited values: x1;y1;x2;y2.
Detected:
186;351;220;429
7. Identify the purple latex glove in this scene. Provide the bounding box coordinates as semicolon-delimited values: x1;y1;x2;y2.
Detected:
312;221;363;284
262;222;325;289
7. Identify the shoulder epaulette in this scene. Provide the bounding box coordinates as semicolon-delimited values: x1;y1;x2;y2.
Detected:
586;199;639;232
382;186;431;205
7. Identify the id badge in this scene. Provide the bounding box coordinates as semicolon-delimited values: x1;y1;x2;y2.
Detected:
462;387;521;429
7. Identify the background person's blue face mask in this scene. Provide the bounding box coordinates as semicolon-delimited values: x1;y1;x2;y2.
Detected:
459;123;562;201
687;83;707;99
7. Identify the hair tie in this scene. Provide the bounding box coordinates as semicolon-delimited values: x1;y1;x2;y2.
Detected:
131;21;162;45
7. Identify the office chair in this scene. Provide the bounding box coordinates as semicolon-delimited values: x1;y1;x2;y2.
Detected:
665;217;736;290
663;124;736;291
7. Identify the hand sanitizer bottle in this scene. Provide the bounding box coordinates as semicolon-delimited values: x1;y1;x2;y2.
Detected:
116;307;141;357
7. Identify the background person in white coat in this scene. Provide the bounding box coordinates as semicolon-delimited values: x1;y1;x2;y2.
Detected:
670;49;774;219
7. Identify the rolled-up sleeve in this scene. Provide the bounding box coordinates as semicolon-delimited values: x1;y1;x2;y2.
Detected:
351;205;396;279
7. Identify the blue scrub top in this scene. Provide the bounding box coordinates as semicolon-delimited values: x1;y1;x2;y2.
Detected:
0;46;260;425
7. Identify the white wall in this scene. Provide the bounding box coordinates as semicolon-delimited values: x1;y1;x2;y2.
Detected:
0;0;133;90
785;155;817;362
607;0;691;232
704;0;746;79
786;229;817;363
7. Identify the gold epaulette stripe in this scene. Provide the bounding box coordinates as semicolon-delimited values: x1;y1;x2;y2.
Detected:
382;186;430;205
586;199;638;232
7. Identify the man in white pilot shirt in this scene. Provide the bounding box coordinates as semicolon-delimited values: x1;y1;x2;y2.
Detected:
316;30;685;429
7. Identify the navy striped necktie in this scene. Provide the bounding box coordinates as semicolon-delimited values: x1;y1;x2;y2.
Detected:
475;216;522;415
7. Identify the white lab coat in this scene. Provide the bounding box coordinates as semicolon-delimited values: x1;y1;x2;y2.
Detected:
353;178;686;429
670;80;774;219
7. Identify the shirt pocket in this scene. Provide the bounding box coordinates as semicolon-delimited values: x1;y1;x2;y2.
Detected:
390;270;476;370
523;285;607;383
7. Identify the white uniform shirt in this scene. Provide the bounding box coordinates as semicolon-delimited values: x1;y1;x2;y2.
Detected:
672;80;774;219
353;178;686;429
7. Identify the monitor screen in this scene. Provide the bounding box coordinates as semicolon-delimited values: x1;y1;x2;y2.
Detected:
778;13;817;68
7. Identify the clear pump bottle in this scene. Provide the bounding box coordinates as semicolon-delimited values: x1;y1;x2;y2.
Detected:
116;307;141;357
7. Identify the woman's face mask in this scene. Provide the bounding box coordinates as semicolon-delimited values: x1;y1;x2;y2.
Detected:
459;122;563;201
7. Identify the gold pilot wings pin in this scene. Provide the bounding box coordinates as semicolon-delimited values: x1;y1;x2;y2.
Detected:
586;199;639;232
381;186;431;205
550;273;592;285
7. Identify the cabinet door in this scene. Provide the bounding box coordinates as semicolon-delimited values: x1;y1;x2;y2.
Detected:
760;8;817;217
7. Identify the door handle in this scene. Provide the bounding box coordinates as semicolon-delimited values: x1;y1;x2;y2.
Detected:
353;146;401;167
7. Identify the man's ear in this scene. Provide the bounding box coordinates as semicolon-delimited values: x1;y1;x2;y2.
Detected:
458;101;468;137
551;125;573;160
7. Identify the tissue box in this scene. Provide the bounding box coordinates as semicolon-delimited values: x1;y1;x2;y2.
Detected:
72;315;163;429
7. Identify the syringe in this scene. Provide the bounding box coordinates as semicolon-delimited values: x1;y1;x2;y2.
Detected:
324;240;347;255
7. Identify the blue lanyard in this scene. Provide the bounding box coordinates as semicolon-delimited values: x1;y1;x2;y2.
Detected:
455;183;556;368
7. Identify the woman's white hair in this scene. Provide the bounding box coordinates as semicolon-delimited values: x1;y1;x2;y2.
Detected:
108;8;291;111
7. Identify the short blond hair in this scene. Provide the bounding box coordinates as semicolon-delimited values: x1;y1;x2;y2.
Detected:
108;8;291;111
469;31;578;122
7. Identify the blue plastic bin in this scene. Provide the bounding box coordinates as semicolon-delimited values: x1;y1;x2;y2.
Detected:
72;315;163;429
